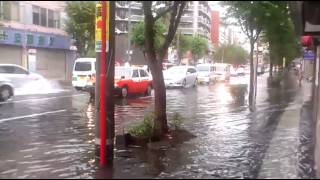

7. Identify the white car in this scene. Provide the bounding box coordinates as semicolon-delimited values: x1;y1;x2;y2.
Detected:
0;77;14;102
164;66;198;88
196;64;215;84
0;64;44;90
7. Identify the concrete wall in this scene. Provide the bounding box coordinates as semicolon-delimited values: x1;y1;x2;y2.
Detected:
0;45;22;65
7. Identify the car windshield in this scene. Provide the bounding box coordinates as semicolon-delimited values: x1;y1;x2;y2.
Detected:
196;66;210;72
115;68;132;78
166;67;186;75
75;62;92;71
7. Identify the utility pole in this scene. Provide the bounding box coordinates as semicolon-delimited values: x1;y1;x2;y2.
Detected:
95;1;115;167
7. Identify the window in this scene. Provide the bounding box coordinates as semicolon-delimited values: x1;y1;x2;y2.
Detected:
132;69;139;78
13;67;28;74
187;68;196;74
0;66;13;73
0;66;27;74
54;11;60;28
139;69;148;77
40;8;47;26
74;62;92;71
33;6;40;25
48;9;54;28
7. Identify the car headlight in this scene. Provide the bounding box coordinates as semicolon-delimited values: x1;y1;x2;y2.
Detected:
114;83;118;87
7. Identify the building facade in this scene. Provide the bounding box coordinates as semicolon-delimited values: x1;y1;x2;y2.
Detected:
210;11;219;48
114;1;212;65
0;1;76;80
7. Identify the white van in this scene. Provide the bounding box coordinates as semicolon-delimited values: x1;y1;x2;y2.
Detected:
213;63;231;82
196;64;215;84
72;58;96;91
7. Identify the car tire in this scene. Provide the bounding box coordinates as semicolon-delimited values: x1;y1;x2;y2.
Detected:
145;85;152;96
182;79;187;88
0;86;12;102
193;79;198;88
121;87;128;98
75;87;82;91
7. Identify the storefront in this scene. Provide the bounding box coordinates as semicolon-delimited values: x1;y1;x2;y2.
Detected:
0;27;76;80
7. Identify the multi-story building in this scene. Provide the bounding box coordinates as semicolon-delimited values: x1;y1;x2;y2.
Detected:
0;1;75;80
178;1;211;40
114;1;212;65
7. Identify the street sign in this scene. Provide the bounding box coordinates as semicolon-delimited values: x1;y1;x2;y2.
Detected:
95;2;109;52
303;50;315;60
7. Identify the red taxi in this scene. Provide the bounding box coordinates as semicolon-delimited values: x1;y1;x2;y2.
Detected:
85;66;153;98
114;66;153;98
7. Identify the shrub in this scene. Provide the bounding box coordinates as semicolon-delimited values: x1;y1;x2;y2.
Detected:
128;112;154;140
171;112;184;129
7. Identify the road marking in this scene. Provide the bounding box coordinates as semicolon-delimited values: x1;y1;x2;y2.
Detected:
0;94;87;105
0;109;67;123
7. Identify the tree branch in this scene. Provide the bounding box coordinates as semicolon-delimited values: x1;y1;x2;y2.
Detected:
253;28;262;42
159;2;187;60
154;6;174;21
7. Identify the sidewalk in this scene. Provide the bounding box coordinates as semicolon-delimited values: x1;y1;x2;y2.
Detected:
258;81;314;178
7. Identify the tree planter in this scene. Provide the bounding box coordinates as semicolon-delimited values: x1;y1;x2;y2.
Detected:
124;133;149;147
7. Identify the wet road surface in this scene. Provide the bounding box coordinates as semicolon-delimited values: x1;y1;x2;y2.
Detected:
0;72;315;179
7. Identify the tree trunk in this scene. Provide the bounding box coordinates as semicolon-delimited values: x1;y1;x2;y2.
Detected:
269;62;273;77
149;60;168;140
249;39;255;111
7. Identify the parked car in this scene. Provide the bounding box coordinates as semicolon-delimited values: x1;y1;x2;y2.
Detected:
0;77;14;102
0;64;44;89
164;66;198;88
72;58;96;91
212;63;231;82
196;64;215;84
114;66;153;98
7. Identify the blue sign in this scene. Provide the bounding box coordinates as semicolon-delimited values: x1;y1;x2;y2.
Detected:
0;27;72;50
304;50;315;60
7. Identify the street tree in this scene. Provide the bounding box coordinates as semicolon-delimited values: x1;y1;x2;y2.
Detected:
172;33;193;64
223;1;266;110
261;2;300;76
132;1;187;139
130;20;166;51
191;35;209;64
214;44;249;65
65;1;96;57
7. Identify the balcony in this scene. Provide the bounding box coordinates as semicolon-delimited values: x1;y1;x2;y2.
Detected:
130;15;144;22
178;27;194;35
180;16;193;23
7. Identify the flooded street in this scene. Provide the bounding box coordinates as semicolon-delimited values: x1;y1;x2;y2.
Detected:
0;72;315;179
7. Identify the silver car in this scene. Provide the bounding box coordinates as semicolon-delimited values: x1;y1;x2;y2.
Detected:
0;64;44;89
0;77;14;102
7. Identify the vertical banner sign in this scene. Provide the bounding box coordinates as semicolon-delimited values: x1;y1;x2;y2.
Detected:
95;2;109;52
